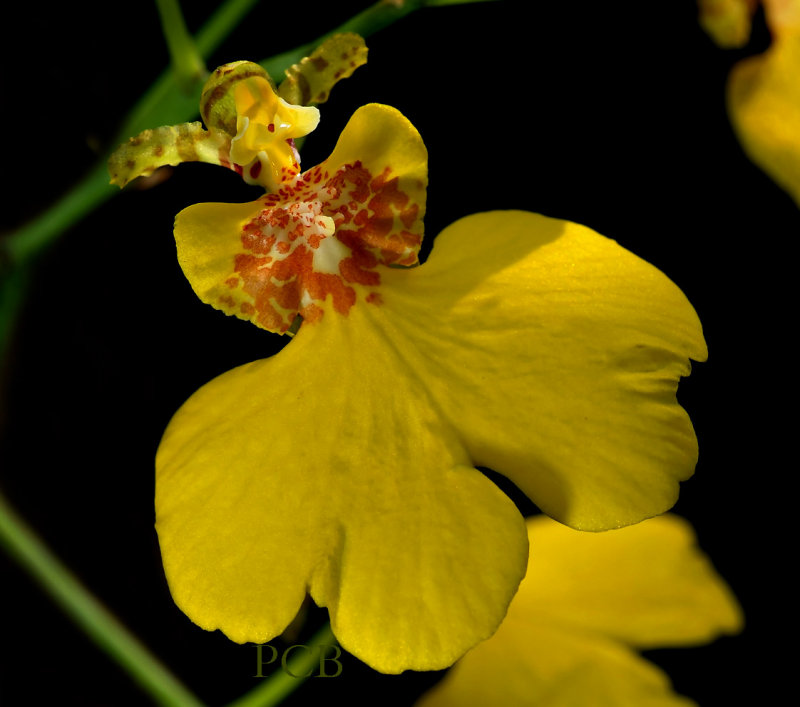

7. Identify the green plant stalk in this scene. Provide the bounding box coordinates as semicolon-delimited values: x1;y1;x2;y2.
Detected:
156;0;209;93
226;624;337;707
0;261;28;354
1;479;338;707
0;492;205;707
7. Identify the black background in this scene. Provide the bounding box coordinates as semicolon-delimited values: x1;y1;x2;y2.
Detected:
1;1;785;704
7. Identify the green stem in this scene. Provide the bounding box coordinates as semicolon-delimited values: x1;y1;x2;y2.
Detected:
2;163;112;268
155;0;208;93
0;491;204;707
0;263;29;368
225;624;337;707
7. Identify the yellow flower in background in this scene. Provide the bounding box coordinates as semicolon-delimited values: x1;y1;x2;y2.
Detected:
417;515;743;707
112;49;707;674
700;0;800;205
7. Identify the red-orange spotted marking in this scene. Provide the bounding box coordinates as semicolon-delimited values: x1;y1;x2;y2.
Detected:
224;160;422;333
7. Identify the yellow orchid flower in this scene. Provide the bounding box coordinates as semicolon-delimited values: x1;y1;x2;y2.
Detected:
152;92;707;672
700;0;800;205
416;515;743;707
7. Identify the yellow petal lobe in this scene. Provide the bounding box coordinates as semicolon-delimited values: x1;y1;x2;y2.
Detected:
378;211;707;531
155;301;528;673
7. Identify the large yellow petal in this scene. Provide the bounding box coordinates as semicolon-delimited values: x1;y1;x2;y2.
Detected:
155;299;528;673
377;211;707;531
162;209;709;671
728;31;800;206
416;515;742;707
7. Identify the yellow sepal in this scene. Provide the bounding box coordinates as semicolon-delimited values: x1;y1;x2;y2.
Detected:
108;122;229;188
